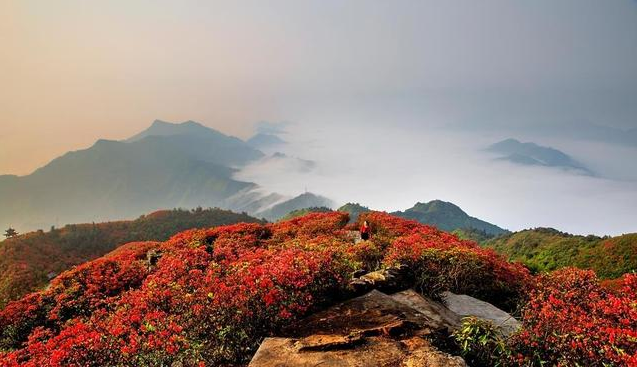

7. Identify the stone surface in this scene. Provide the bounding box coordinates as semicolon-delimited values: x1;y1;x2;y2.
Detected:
249;290;466;367
390;289;462;331
347;266;412;295
442;291;521;335
295;334;365;351
250;336;465;367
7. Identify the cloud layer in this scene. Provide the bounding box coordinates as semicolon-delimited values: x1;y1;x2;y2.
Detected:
235;118;636;236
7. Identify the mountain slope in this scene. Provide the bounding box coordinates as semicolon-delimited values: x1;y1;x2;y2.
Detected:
482;228;636;279
337;203;371;223
126;120;263;166
0;137;256;232
392;200;508;236
487;138;593;175
0;121;267;232
0;208;261;308
281;207;332;220
256;192;335;221
246;133;287;149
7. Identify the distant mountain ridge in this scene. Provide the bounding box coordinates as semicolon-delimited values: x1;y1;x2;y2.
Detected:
0;120;330;232
487;138;593;175
257;192;335;221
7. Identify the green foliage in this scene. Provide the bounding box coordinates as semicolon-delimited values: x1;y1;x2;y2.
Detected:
482;228;637;279
453;317;508;366
452;227;495;243
280;207;332;220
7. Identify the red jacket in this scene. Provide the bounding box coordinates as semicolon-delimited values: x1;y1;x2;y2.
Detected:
360;224;370;234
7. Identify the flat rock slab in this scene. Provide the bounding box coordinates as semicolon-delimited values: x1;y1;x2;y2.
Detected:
442;291;521;334
249;336;464;367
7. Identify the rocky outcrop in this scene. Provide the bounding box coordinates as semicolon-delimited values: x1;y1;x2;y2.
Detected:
249;290;465;367
249;288;523;366
442;292;521;335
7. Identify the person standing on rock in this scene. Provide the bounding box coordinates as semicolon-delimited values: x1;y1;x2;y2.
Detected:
360;220;371;241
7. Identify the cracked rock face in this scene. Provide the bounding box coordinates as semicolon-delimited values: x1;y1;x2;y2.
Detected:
249;290;466;367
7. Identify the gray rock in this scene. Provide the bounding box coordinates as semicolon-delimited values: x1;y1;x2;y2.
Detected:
442;291;521;335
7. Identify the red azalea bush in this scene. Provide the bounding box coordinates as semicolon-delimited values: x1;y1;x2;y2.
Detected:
382;224;532;311
0;211;635;366
0;208;262;309
506;268;637;367
0;241;159;352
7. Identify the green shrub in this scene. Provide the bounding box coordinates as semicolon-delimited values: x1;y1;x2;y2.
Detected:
453;316;507;366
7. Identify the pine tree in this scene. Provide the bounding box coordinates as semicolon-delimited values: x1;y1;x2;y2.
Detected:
4;227;18;238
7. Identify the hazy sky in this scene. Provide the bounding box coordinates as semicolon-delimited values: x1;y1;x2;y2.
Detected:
1;0;635;175
0;0;636;234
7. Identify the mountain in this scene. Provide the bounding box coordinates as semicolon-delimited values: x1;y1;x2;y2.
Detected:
337;203;371;223
482;228;637;279
281;206;332;220
487;138;593;175
256;192;335;221
126;120;263;166
0;208;261;308
392;200;508;236
246;133;287;149
452;227;496;243
0;120;268;232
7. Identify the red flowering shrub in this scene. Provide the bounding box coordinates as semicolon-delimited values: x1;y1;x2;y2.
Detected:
506;268;637;367
0;208;262;309
268;211;349;243
383;226;531;311
0;211;632;367
0;241;158;352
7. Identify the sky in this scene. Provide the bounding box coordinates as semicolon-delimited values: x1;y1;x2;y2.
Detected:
0;0;636;234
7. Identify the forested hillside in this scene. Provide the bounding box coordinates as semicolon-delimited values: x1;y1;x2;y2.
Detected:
482;228;636;279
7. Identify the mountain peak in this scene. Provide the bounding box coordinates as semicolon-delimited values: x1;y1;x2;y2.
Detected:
127;119;229;143
247;133;287;148
411;200;466;216
394;200;508;235
487;138;593;175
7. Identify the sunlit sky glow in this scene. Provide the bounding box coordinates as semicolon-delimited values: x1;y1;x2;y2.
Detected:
0;0;636;234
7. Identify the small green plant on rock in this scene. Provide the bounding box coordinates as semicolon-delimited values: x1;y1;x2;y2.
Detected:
453;316;507;366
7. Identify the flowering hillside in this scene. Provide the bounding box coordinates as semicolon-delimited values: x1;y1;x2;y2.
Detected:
0;212;635;366
0;208;261;308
